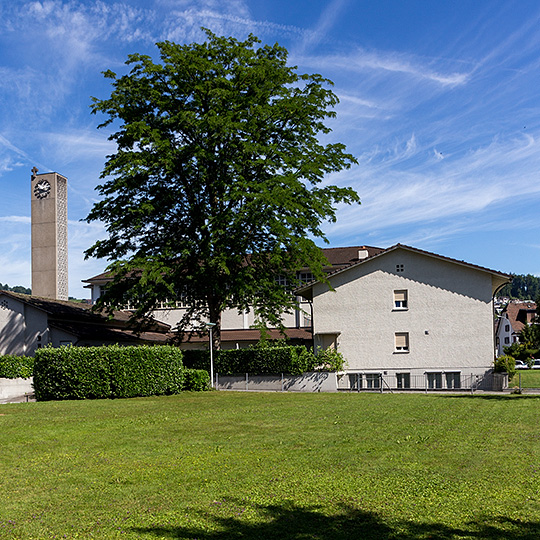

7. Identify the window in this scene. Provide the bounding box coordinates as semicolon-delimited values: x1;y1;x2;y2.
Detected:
396;264;404;272
298;272;313;284
505;324;510;332
349;373;362;390
275;275;289;288
393;290;408;309
445;372;461;389
504;337;510;344
395;332;409;352
396;373;410;389
365;373;381;389
427;372;442;389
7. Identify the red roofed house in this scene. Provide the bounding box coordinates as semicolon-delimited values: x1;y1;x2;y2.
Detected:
495;300;537;357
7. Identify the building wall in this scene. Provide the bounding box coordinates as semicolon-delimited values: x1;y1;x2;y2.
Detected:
0;295;48;356
151;299;311;331
311;248;495;374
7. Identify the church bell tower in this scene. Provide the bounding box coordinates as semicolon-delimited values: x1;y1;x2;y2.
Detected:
30;167;68;300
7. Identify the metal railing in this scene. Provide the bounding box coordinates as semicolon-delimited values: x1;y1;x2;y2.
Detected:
338;372;505;393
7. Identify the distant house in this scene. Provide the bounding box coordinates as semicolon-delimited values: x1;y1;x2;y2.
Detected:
296;244;510;390
0;291;170;357
495;300;537;357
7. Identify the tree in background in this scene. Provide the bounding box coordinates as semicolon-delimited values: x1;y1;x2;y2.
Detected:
0;284;31;295
85;30;359;347
498;274;540;300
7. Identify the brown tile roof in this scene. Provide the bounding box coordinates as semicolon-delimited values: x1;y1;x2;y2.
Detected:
177;327;312;344
0;290;170;334
82;246;386;284
296;243;511;293
504;301;537;334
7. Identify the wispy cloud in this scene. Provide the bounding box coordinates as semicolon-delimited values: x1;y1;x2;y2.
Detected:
297;48;472;87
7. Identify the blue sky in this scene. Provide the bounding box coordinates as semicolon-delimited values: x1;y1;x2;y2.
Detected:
1;0;540;298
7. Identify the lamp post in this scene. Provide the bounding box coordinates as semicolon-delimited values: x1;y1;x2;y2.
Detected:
205;322;217;388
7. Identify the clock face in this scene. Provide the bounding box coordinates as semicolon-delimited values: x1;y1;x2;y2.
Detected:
34;180;51;199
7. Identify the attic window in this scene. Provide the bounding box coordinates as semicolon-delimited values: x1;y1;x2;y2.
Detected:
0;299;8;310
396;264;404;273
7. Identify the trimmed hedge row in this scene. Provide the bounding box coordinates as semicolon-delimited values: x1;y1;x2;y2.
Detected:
33;345;186;401
183;345;320;376
183;369;211;391
0;355;34;379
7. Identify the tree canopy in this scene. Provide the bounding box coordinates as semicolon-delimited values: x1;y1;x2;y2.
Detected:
498;274;540;300
85;30;360;346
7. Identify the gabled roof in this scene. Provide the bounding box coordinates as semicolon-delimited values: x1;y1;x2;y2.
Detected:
503;301;537;335
0;290;170;336
296;243;511;295
81;245;387;285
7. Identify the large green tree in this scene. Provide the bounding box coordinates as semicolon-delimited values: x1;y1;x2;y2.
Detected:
85;30;360;346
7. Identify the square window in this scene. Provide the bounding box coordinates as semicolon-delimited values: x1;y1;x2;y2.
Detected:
396;264;404;272
396;373;410;389
394;290;408;309
395;332;409;352
298;272;313;284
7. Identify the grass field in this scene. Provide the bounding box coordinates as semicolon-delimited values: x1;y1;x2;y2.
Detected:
1;392;540;539
510;369;540;389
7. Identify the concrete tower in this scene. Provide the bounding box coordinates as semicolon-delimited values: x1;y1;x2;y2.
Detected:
30;167;68;300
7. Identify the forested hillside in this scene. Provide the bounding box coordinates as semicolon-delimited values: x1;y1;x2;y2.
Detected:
0;283;31;295
499;274;540;300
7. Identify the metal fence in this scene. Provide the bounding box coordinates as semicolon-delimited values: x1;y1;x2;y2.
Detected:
212;371;507;393
338;372;506;393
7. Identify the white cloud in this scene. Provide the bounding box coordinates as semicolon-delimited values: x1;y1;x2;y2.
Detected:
296;48;471;87
0;216;31;224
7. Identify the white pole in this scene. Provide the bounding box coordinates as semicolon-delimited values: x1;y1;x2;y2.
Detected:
209;326;214;388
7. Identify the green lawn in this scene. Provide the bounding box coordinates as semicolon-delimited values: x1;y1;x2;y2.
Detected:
1;392;540;539
510;369;540;388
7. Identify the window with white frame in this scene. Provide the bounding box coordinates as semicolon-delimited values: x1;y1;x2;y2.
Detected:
298;272;313;284
393;290;408;310
394;332;409;352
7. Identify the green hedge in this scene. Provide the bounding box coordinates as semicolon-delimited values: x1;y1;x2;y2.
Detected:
183;369;210;391
0;355;34;379
181;349;210;370
183;345;317;376
33;345;185;401
182;345;345;376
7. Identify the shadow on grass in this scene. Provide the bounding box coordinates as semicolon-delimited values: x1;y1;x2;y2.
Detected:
437;393;540;400
132;501;540;539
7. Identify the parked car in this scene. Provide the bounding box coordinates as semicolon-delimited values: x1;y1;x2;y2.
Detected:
515;360;529;369
533;360;540;369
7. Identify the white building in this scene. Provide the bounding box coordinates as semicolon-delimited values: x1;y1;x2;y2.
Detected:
297;244;510;390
